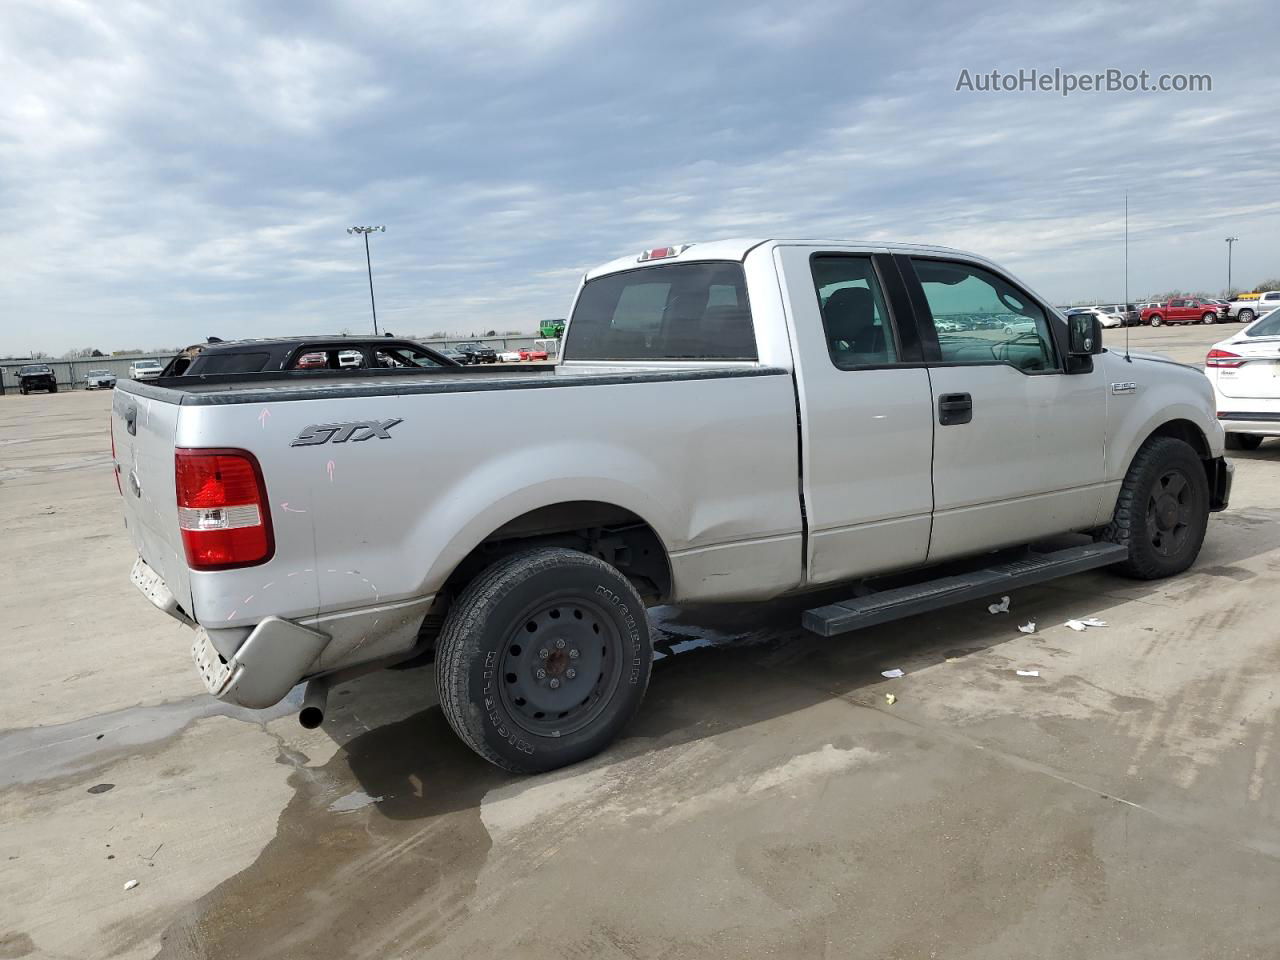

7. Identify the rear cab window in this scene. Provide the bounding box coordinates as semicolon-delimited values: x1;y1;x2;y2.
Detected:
193;352;272;374
564;262;757;361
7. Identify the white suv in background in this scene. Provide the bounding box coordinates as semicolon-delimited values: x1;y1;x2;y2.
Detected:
128;359;164;380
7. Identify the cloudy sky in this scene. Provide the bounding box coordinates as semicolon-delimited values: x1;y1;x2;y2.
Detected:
3;0;1279;355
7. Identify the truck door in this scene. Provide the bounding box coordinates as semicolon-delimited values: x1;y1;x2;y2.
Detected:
1169;298;1191;322
898;255;1108;562
774;246;935;584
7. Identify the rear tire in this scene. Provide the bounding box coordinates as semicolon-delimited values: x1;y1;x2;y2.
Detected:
435;547;653;774
1103;437;1210;580
1225;433;1264;451
1149;314;1163;326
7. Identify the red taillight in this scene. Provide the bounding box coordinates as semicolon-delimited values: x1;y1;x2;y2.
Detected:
175;449;273;570
1206;348;1246;368
110;417;122;496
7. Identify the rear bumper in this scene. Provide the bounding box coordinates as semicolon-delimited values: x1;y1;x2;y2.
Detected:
131;555;433;710
1209;457;1233;513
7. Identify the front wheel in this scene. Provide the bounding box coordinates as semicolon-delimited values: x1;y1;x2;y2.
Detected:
435;547;653;773
1149;314;1163;326
1202;312;1216;324
1226;433;1264;451
1103;437;1210;580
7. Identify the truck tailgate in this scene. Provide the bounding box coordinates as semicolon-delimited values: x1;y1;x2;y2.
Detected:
111;386;193;616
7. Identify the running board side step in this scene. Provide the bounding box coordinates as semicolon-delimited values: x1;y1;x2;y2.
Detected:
802;542;1129;638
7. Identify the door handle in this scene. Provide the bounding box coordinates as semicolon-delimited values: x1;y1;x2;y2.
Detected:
938;392;972;426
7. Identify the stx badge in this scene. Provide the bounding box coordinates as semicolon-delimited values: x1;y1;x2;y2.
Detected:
291;419;402;446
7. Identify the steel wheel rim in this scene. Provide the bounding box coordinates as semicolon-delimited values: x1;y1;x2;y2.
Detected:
1147;468;1193;557
497;596;626;738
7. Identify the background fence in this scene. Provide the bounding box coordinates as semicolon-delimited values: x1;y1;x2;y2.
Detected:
0;336;554;394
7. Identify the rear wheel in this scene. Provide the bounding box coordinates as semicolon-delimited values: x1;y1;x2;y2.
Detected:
435;547;653;773
1149;314;1163;326
1226;433;1264;451
1103;437;1209;579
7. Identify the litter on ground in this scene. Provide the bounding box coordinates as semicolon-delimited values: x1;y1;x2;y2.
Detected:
1018;622;1036;634
884;693;897;705
1016;669;1040;677
988;596;1011;614
1065;617;1109;631
881;668;904;679
123;879;139;892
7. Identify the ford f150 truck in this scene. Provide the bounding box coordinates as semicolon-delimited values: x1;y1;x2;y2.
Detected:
1221;291;1280;324
1141;298;1222;326
112;239;1232;773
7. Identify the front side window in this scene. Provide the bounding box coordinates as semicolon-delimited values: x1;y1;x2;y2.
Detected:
810;256;898;368
911;259;1057;373
565;262;756;361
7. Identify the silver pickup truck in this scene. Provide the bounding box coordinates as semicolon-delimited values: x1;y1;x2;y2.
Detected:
113;239;1232;772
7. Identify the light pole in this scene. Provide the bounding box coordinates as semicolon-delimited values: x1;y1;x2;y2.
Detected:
348;226;385;335
1225;236;1239;297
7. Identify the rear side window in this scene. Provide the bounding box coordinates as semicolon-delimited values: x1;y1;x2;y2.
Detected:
193;352;271;374
1246;311;1280;337
811;255;898;368
565;263;757;361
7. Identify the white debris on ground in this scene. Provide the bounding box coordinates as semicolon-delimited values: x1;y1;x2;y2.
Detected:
1065;617;1109;631
881;668;904;679
123;879;139;892
1018;621;1036;634
988;596;1011;614
1015;669;1040;677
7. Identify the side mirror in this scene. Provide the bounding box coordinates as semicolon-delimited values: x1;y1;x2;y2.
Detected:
1068;313;1103;356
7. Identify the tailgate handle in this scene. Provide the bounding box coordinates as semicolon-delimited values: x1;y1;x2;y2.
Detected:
124;405;137;436
938;392;972;426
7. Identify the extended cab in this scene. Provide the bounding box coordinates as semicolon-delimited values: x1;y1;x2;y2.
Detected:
1141;298;1222;326
1221;291;1280;324
112;239;1232;773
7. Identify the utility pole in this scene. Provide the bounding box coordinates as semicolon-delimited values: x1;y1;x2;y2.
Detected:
348;226;386;335
1225;237;1239;297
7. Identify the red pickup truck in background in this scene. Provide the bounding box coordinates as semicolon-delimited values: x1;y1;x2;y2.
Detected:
1141;298;1221;326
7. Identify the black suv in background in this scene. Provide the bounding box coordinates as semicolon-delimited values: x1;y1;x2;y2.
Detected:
18;364;58;394
453;342;498;364
161;337;458;376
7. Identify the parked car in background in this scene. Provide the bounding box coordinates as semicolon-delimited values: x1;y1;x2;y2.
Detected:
85;368;117;390
1141;299;1221;326
1066;307;1124;329
453;342;498;364
1205;308;1280;451
519;347;550;361
160;337;457;376
498;349;523;362
1094;303;1141;326
128;359;164;380
436;346;465;363
17;364;57;394
1221;291;1280;324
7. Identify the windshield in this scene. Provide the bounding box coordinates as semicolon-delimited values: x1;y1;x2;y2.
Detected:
20;365;51;374
88;369;110;375
1245;310;1280;338
134;360;161;369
